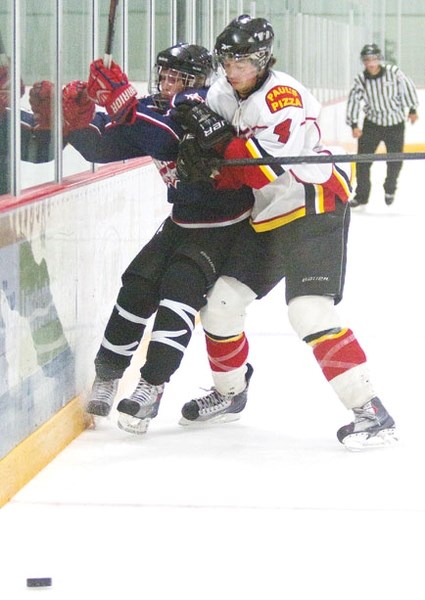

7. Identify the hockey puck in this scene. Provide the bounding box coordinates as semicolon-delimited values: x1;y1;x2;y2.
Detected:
26;577;52;588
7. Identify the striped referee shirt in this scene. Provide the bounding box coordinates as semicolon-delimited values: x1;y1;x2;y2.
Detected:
346;64;418;127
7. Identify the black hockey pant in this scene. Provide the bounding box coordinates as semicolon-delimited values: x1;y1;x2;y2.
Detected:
355;119;405;201
95;257;207;385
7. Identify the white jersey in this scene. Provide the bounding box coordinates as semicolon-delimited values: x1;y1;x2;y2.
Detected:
206;69;352;232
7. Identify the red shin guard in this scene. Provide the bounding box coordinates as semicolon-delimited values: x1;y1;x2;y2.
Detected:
205;332;249;373
310;328;367;381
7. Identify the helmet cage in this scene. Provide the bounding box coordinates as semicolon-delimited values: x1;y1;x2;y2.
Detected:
149;66;207;96
149;43;212;96
361;54;381;62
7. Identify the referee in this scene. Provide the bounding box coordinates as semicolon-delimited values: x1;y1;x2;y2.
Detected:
346;43;419;207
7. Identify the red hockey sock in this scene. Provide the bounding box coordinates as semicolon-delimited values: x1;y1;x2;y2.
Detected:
205;332;249;372
310;328;367;381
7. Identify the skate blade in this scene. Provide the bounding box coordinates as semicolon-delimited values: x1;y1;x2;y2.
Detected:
178;413;242;427
117;413;150;435
342;427;398;451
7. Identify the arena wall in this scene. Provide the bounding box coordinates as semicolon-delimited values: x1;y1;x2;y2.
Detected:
0;158;168;505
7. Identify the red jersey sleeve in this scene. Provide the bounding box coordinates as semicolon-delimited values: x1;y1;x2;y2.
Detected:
214;137;273;190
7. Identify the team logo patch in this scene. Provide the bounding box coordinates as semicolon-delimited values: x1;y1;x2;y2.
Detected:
266;86;303;113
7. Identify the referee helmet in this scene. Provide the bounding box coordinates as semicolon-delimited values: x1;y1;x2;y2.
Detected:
360;44;383;60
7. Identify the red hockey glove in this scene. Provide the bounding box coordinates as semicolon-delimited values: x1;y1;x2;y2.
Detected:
87;58;137;123
62;80;95;136
29;80;54;129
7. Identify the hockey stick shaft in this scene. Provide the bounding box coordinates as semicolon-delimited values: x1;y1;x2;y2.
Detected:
218;151;425;167
104;0;119;68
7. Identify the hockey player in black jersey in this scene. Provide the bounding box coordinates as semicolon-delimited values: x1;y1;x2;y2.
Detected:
37;44;254;434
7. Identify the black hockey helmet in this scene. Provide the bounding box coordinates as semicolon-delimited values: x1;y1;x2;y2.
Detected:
156;43;213;79
150;43;213;103
214;14;274;71
360;43;383;60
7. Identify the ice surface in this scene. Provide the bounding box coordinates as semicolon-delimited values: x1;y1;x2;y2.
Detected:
1;159;424;600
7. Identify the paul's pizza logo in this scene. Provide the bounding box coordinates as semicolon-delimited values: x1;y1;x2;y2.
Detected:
266;86;303;113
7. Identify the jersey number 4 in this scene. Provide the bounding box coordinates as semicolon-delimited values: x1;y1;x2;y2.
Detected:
274;119;292;144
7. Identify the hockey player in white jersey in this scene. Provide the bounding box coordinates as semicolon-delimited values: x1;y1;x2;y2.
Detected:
174;15;397;450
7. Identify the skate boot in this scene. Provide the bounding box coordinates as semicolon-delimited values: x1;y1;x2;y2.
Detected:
337;397;397;450
85;376;119;417
179;364;253;426
349;197;368;208
116;376;164;435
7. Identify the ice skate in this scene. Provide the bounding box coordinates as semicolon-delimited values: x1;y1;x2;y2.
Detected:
349;197;368;208
179;363;253;426
85;376;119;417
337;397;397;450
116;376;164;435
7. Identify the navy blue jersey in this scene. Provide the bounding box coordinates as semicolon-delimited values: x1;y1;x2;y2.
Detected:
67;93;254;227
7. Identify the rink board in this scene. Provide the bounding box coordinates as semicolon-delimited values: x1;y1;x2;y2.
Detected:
0;158;168;505
0;397;89;506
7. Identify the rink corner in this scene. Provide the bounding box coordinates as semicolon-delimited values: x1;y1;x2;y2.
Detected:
0;397;90;508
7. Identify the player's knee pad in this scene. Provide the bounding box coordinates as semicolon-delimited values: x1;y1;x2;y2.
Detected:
118;273;159;317
201;276;257;336
287;295;342;341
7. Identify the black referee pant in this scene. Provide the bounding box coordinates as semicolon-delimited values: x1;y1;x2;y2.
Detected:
354;118;405;202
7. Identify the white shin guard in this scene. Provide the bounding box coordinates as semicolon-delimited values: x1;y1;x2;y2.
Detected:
201;276;257;337
211;365;248;397
330;363;376;410
287;295;342;340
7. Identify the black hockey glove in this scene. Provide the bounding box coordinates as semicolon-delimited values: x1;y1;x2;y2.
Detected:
174;103;235;152
176;133;220;182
